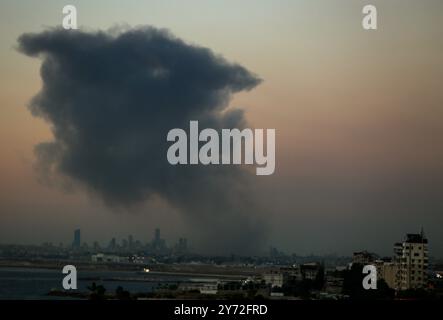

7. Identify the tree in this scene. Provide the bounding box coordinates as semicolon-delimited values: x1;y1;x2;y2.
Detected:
87;282;107;300
115;286;131;300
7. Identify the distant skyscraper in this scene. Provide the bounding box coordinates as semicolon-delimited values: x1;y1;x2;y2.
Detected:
128;234;134;249
72;229;81;248
93;241;100;251
152;227;166;252
108;237;116;250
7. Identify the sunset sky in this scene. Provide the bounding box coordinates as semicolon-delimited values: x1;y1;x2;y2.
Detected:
0;0;442;256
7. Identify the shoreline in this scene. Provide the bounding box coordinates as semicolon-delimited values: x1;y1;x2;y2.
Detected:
0;259;259;279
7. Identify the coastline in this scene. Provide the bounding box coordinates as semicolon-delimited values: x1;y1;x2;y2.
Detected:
0;259;259;279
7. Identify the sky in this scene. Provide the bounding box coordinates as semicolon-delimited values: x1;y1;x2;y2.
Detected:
0;0;442;257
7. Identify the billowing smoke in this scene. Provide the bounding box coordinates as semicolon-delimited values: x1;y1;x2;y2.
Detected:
17;26;266;254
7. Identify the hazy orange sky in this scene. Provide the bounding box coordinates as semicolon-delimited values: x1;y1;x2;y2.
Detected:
1;0;442;256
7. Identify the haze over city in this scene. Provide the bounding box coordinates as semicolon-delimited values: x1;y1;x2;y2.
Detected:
0;0;442;257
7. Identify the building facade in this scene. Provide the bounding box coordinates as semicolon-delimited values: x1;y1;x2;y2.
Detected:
72;229;81;248
374;259;398;289
394;231;429;290
352;251;376;265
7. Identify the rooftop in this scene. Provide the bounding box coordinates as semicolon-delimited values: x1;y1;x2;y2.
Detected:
405;233;428;244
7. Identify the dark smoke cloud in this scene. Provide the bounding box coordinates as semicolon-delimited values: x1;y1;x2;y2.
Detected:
18;26;265;254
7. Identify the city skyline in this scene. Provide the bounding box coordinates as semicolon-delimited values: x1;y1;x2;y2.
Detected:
3;227;440;262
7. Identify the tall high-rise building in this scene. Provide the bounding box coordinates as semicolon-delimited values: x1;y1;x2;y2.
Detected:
72;229;81;248
394;229;429;290
108;237;116;250
128;235;134;249
152;228;166;252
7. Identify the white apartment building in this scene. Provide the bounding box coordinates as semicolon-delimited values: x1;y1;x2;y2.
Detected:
394;230;429;290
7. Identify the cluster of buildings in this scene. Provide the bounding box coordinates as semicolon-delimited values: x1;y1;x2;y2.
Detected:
71;228;189;256
252;230;440;299
358;230;429;291
86;228;191;264
1;226;442;299
263;263;322;288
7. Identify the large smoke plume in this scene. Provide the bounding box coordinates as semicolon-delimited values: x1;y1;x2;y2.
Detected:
18;26;266;254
